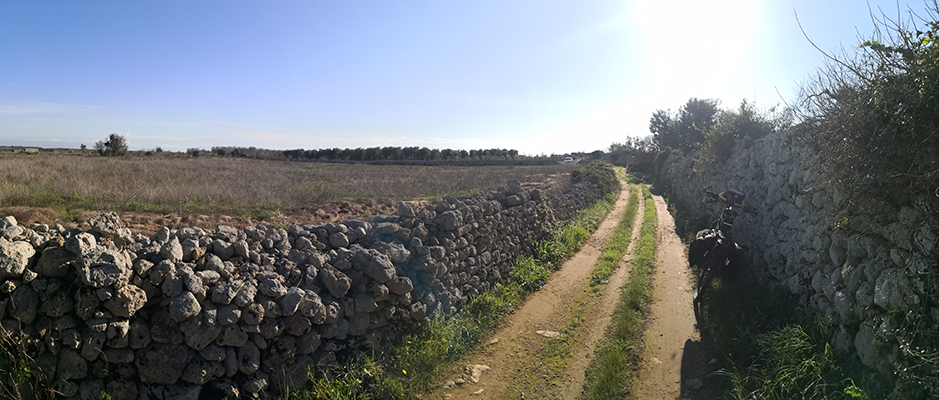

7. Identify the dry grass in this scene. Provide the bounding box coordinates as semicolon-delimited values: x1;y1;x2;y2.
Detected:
0;154;574;222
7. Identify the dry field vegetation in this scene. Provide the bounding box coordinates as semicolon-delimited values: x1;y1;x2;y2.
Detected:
0;153;575;231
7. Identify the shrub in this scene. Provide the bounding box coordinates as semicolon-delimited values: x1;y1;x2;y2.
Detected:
649;98;721;152
796;4;939;210
570;160;619;194
94;133;128;157
697;100;789;165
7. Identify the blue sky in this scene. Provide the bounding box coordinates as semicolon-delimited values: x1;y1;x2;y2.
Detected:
1;1;935;155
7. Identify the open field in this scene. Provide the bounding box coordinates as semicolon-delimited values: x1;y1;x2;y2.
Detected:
0;154;576;231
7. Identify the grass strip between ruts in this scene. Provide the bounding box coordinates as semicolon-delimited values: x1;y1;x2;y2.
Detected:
589;183;640;288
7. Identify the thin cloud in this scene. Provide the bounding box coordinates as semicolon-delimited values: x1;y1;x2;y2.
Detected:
0;101;108;116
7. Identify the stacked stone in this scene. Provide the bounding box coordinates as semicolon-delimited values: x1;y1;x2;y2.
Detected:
0;175;612;399
657;129;939;381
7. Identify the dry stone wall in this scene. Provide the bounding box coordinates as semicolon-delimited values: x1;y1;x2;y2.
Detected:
658;129;939;379
0;176;611;400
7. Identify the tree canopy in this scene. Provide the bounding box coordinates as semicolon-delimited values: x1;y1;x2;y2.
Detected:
649;98;720;151
94;133;128;156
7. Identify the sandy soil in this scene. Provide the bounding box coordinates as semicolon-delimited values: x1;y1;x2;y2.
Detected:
425;179;641;399
631;194;718;399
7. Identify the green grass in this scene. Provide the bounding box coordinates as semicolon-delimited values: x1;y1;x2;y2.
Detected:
695;275;888;400
554;193;618;258
284;183;623;399
590;183;640;287
582;184;657;400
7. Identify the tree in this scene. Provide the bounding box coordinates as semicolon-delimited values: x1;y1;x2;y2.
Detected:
94;133;128;156
649;98;720;151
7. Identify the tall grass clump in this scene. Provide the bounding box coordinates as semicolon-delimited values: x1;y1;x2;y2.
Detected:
694;275;886;400
583;185;657;399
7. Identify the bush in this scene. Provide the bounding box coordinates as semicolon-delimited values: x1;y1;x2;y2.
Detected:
697;100;788;165
94;133;128;157
796;5;939;210
570;160;619;194
649;98;720;152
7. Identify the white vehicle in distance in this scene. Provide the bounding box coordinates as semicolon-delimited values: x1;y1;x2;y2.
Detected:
563;156;574;163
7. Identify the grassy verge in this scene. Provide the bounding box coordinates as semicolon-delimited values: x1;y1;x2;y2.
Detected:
696;274;887;399
582;184;657;399
288;186;622;399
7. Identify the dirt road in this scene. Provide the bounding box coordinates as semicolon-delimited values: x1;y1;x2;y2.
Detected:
427;185;715;399
428;180;640;399
632;194;716;399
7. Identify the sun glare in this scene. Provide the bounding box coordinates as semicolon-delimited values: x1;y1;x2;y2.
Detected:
629;0;761;101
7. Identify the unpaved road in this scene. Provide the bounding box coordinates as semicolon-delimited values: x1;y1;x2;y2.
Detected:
425;185;717;399
632;194;717;399
427;180;640;399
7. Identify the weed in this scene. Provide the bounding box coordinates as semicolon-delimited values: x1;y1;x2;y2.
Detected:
692;241;887;399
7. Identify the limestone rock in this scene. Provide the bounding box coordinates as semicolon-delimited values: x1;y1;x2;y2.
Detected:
76;248;132;288
170;291;202;322
57;348;88;381
181;355;225;385
65;232;97;256
354;247;396;283
160;237;184;262
279;287;304;316
329;232;350;248
37;245;72;278
320;266;351;298
10;285;39;324
104;285;148;318
238;340;261;374
258;278;287;298
135;343;194;384
0;239;35;279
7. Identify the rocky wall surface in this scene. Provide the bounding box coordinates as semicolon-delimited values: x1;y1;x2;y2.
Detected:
0;176;612;400
658;129;939;379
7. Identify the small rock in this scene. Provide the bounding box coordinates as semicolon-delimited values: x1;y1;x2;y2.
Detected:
169;291;202;322
685;378;704;391
0;239;36;279
65;232;97;255
467;364;489;383
536;330;562;338
160;237;184;261
135;343;194;385
104;285;148;318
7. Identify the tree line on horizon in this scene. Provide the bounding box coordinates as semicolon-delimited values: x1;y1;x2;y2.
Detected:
207;145;537;162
